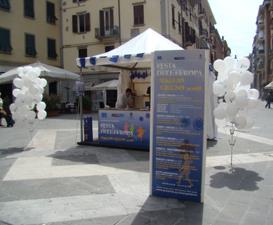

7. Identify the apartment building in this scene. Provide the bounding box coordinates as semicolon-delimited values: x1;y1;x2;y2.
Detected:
252;0;273;93
0;0;61;98
62;0;223;74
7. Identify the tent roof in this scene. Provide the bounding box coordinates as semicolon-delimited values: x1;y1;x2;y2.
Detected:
0;62;80;84
76;28;183;69
90;79;118;90
264;81;273;89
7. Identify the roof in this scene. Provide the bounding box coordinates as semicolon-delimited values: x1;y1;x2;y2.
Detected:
89;79;118;90
0;62;80;84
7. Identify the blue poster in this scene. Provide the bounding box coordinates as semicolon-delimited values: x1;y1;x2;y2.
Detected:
151;50;207;202
99;110;150;150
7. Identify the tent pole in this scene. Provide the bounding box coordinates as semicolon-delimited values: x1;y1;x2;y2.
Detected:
80;67;83;143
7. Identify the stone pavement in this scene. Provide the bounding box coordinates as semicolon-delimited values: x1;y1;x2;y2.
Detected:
0;101;273;225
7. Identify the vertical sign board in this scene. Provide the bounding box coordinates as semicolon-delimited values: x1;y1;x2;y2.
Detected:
151;50;208;202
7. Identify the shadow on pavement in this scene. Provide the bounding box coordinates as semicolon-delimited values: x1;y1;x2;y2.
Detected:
49;146;149;173
0;220;14;225
210;167;264;191
128;196;203;225
0;147;32;158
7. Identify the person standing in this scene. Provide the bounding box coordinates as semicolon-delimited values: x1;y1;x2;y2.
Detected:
265;92;271;109
0;92;6;126
117;88;135;109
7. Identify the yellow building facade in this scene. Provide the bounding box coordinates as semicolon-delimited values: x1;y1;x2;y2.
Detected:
62;0;216;74
0;0;61;69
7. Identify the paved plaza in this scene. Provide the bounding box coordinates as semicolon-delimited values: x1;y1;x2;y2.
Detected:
0;100;273;225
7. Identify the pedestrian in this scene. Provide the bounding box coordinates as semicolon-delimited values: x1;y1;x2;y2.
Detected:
265;92;271;109
0;93;14;127
0;92;6;127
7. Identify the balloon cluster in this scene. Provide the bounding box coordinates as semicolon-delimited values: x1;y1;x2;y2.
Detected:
10;66;47;126
213;56;259;129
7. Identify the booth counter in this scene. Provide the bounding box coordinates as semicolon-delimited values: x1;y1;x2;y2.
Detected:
98;109;150;150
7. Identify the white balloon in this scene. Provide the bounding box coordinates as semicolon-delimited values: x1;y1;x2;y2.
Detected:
237;57;250;71
23;66;33;73
226;102;239;118
217;71;229;82
248;89;259;100
12;89;21;97
213;81;226;97
224;56;236;71
235;89;248;109
13;78;23;88
228;71;240;87
213;59;226;73
37;110;47;120
9;103;16;113
39;78;47;88
248;99;258;109
37;102;46;111
234;115;247;129
240;71;254;86
213;103;226;119
17;67;24;76
224;91;236;103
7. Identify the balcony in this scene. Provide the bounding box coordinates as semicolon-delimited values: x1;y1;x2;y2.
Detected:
95;26;120;41
257;49;265;55
198;8;205;18
199;29;208;39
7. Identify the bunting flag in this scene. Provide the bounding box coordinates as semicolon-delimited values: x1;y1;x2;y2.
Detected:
90;57;96;65
79;58;86;68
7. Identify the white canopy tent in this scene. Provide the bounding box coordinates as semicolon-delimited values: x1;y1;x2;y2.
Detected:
76;28;183;110
89;79;118;109
76;28;217;140
76;28;183;69
89;79;118;90
264;81;273;89
0;62;80;84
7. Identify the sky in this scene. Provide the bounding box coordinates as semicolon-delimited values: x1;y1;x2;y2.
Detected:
208;0;263;58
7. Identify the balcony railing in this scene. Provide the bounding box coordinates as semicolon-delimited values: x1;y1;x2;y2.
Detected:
95;26;120;41
199;29;208;38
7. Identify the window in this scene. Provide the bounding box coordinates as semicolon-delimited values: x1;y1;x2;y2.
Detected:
47;1;57;24
99;8;114;36
47;38;57;59
49;81;57;95
25;33;37;57
72;13;90;33
24;0;34;18
133;4;144;26
178;12;181;33
172;5;175;28
0;0;10;11
105;45;114;52
78;48;87;58
0;27;12;53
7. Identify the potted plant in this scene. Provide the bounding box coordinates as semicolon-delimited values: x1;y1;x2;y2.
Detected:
43;94;61;117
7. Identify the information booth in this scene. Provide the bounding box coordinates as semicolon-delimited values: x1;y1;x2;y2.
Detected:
76;28;212;202
77;28;183;150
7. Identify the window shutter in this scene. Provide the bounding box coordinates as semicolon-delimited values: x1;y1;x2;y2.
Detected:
86;13;90;32
99;10;104;36
72;15;78;33
110;8;114;30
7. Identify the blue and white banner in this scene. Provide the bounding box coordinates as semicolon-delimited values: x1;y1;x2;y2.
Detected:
99;110;150;150
151;50;208;202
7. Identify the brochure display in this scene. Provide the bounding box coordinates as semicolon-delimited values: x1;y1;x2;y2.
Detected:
150;50;208;202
